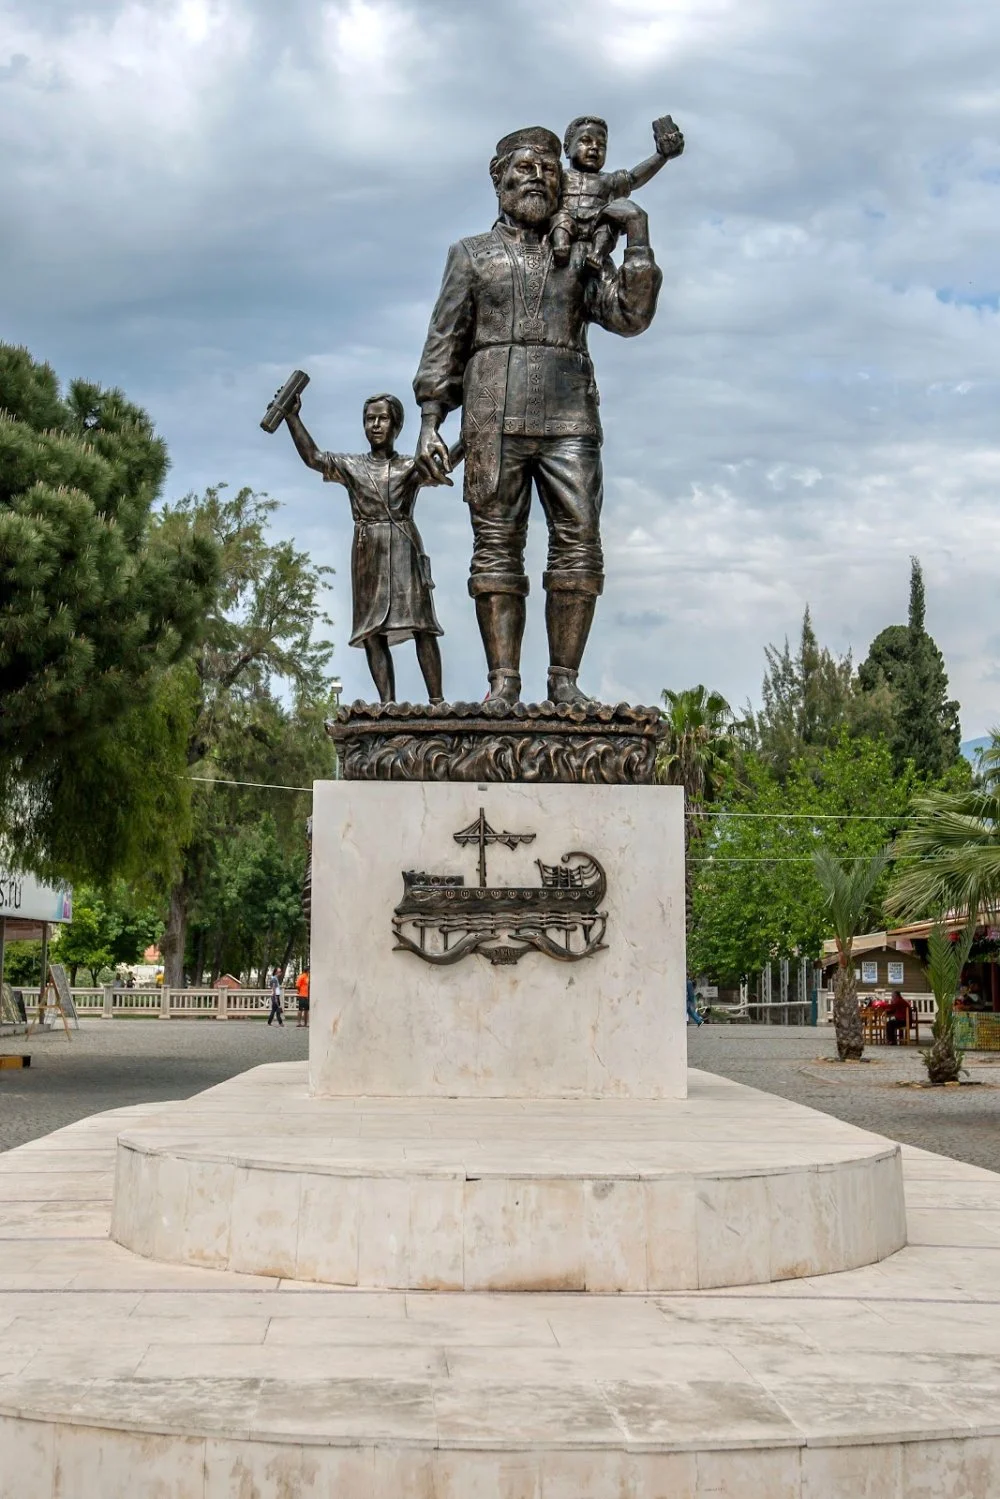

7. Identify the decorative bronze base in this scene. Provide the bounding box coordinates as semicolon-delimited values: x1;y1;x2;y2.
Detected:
325;700;664;785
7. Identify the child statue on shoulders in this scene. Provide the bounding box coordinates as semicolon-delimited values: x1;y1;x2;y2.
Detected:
551;113;684;271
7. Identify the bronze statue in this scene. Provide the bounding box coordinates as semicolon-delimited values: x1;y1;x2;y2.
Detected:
551;114;683;270
277;386;457;704
414;120;677;706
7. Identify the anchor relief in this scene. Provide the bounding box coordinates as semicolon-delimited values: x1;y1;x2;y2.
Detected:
392;807;609;966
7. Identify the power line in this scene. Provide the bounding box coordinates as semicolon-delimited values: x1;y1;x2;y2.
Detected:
186;775;312;793
699;811;909;821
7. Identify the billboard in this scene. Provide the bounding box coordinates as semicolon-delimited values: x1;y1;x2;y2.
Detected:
0;870;73;924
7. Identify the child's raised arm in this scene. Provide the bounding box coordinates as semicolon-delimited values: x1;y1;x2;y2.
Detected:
283;394;340;480
628;114;685;190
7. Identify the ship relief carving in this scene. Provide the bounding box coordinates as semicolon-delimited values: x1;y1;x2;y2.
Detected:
392;808;608;966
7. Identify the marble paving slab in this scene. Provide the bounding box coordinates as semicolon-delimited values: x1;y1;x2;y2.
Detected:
0;1081;997;1496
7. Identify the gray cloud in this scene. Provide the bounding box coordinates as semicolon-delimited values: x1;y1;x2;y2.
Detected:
3;0;999;722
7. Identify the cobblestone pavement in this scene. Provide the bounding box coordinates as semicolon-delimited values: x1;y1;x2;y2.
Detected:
689;1023;1000;1172
0;1019;308;1152
2;1019;998;1171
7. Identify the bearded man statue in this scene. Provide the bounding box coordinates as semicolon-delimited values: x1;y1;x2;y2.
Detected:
413;125;663;705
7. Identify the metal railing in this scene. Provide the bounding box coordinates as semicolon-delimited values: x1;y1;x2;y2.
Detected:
18;986;299;1020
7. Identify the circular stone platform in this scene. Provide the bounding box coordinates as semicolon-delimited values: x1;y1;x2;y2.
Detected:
111;1064;906;1291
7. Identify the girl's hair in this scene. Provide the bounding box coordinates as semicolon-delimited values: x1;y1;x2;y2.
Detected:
363;392;405;434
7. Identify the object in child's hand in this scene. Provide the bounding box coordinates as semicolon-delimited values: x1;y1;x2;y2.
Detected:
261;370;311;434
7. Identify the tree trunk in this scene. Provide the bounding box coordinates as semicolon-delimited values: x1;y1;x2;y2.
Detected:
682;797;704;935
925;995;963;1084
160;878;188;989
682;816;693;933
192;928;205;987
832;962;864;1061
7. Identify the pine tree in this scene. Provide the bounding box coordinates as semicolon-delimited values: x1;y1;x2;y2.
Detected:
752;608;855;780
0;343;218;883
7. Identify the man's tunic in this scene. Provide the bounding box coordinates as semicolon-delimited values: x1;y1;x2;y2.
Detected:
413;224;662;593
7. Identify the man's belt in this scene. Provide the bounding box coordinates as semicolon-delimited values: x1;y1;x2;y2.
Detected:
471;339;585;353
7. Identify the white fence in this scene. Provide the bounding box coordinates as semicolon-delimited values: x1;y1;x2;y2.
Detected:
16;986;299;1020
822;989;938;1023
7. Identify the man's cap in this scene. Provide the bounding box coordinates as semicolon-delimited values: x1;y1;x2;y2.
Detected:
494;126;561;159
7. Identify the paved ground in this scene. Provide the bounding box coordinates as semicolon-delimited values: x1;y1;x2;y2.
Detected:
2;1020;998;1170
690;1023;1000;1172
1;1098;999;1495
0;1020;308;1152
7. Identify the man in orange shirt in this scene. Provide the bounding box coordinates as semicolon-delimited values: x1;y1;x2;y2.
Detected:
296;970;310;1029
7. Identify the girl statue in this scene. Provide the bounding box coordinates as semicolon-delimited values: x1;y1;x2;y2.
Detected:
282;388;459;704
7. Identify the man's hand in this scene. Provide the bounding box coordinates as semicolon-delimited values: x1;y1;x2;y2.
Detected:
416;422;453;485
285;391;303;420
652;114;684;160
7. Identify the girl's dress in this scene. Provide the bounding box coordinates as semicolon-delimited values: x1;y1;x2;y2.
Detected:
322;451;443;647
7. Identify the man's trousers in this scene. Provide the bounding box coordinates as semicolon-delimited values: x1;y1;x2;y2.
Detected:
466;434;605;600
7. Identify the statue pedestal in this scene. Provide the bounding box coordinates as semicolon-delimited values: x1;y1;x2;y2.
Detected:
309;780;687;1100
100;701;911;1494
111;765;906;1296
325;699;665;784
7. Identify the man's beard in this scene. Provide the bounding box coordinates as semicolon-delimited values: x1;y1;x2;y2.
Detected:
501;183;556;226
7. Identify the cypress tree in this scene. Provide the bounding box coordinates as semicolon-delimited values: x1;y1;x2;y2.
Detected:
859;558;960;779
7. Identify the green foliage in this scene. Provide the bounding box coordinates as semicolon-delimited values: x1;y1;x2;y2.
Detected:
189;813;309;984
657;686;742;810
157;485;336;985
813;845;890;1061
0;343;219;885
813;846;891;960
54;881;162;984
857;558;961;778
887;734;1000;923
689;734;914;982
657;686;744;931
922;922;973;1085
5;667;198;889
1;941;42;986
748;608;856;781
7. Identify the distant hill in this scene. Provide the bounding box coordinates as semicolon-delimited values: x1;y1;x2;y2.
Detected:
961;736;991;764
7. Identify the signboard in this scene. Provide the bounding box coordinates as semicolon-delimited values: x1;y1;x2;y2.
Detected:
0;870;72;924
49;964;79;1026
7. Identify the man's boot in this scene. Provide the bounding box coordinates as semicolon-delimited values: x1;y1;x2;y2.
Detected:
475;593;526;705
545;590;599;706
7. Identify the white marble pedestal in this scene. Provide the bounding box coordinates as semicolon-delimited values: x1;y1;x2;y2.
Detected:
309;781;688;1100
111;780;906;1294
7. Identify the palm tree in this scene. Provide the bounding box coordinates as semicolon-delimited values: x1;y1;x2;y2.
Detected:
921;922;974;1086
813;847;890;1060
886;738;1000;923
656;686;742;928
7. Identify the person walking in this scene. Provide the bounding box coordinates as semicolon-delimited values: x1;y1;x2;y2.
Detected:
295;969;310;1029
686;976;704;1026
267;968;284;1028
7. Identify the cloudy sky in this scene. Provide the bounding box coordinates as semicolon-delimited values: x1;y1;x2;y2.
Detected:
4;0;999;727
